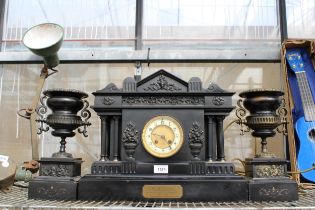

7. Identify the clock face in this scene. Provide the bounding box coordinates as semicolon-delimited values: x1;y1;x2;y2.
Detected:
142;116;184;158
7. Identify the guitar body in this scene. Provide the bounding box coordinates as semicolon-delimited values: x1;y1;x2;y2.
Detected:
295;117;315;182
286;49;315;182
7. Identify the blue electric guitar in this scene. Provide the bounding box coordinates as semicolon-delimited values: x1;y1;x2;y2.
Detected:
286;51;315;182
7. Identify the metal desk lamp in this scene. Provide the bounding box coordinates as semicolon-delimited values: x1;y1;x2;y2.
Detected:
17;23;64;167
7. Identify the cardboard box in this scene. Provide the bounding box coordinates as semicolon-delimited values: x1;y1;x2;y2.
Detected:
281;40;315;183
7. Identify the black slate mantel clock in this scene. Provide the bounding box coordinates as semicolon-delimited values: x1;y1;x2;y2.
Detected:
78;69;248;201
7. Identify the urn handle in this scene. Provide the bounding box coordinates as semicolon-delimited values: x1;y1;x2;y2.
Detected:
35;95;49;134
78;100;91;137
276;98;288;135
235;99;250;135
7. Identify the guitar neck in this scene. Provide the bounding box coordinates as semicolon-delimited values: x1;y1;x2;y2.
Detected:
296;71;315;121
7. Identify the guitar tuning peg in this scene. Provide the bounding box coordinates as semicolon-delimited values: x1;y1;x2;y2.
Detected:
288;56;292;60
293;64;296;68
300;63;304;67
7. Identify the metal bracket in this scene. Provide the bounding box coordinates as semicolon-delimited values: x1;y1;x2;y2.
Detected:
134;61;142;82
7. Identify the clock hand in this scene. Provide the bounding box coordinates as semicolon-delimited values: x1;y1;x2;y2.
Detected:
152;133;166;138
152;133;168;142
152;133;172;147
152;133;164;145
152;133;162;137
166;138;173;149
160;135;173;149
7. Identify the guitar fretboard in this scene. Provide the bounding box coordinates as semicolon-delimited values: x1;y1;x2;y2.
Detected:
296;71;315;121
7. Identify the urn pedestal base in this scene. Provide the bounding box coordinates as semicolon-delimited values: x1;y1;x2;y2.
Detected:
39;158;82;177
28;157;82;200
248;178;298;201
245;157;288;178
28;176;79;200
78;175;248;202
245;157;298;201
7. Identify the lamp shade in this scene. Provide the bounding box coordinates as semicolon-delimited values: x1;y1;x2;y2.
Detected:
22;23;64;68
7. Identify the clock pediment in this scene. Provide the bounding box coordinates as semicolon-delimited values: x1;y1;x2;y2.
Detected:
136;69;188;92
93;69;234;110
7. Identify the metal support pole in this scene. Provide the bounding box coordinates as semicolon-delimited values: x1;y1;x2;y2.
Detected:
278;0;289;160
135;0;143;50
278;0;288;42
0;0;7;50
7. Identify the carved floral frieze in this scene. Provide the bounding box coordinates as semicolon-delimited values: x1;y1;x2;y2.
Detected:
122;96;204;105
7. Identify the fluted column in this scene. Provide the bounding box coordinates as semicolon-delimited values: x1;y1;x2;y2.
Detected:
207;116;215;161
109;117;115;160
216;116;225;161
113;116;120;161
100;116;109;161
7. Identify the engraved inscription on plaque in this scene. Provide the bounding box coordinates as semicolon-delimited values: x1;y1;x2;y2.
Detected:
142;185;183;198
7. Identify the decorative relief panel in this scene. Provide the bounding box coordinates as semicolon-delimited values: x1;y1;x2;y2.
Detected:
122;96;205;105
258;186;289;197
144;75;182;92
103;83;119;92
207;83;225;93
36;186;68;198
255;165;285;178
212;96;225;106
40;164;71;177
188;122;204;160
122;122;139;159
103;97;115;105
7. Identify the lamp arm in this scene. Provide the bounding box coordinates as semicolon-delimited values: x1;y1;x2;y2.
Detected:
29;67;49;110
17;66;57;161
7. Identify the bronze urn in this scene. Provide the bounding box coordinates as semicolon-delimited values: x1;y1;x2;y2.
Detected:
36;89;91;158
238;89;284;158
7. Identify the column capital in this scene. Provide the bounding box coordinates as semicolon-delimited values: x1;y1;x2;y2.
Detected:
100;115;108;120
113;115;120;120
207;115;215;119
215;116;226;121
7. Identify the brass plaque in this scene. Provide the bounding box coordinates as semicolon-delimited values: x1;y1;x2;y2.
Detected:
142;185;183;198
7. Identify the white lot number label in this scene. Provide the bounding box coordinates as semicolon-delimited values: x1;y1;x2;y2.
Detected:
0;155;9;167
154;165;168;174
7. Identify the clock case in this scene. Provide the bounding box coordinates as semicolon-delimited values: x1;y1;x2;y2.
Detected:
78;70;248;201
